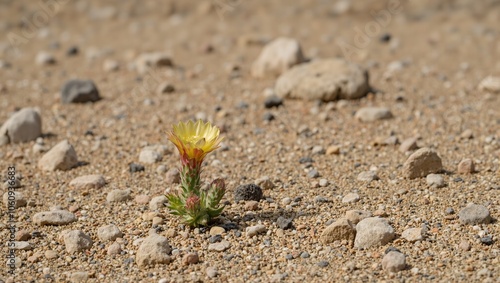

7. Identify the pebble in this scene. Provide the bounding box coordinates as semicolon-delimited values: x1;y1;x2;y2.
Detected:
208;240;231;252
135;52;173;74
320;218;356;244
478;75;500;93
60;79;101;104
276;216;293;230
457;158;475;174
251;37;305;78
183;252;199;265
156;165;167;174
263;112;275;121
35;51;56;65
44;250;58;259
210;226;226;236
3;177;21;189
206;266;218;278
209;235;222;243
106;189;131;202
3;191;27;208
15;230;31;241
246;225;267;237
382;251;406;272
403;147;443;179
103;59;119;72
149;195;167;210
426;174;445;188
275;58;370;101
308;169;320;178
317;261;329;267
157;82;175;94
0;108;42;145
355;217;395;248
357;171;380;182
38;140;78;171
11;241;33;250
355;107;393;122
345;210;372;224
33;210;76;225
244;200;259;211
458;204;492;225
129;163;145;173
326;145;340;155
69;271;88;283
264;96;284;108
319;179;329;187
342;193;360;203
459;240;471;251
312;145;325;155
97;224;123;241
135;194;151;204
69;175;106;190
136;234;172;267
165;168;180;184
234;184;263;202
460;129;474;139
64;230;93;253
107;242;122;255
139;147;163;164
401;227;424;242
399;137;419;152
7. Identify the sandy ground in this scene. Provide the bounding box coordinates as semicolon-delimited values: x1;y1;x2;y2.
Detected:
0;0;499;282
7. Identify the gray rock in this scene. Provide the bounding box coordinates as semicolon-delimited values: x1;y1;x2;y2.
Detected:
107;242;122;256
206;266;218;278
136;234;172;267
355;107;393;122
357;171;379;182
255;176;275;190
382;251;406;272
234;184;263;202
355;217;395;248
246;225;266;237
403;147;443;179
345;210;372;224
0;108;42;145
276;217;293;230
33;210;76;225
251;37;305;78
64;230;93;253
401;228;424;242
342;193;360;203
3;191;27;208
157;82;175;94
61;79;101;104
478;76;500;94
38;140;78;171
69;175;106;190
35;51;56;65
106;189;131;202
139;148;162;164
320;218;356;244
97;224;122;242
426;174;445;188
149;195;167;210
399;137;419;152
458;204;492;225
208;240;231;251
11;241;33;250
165;168;180;184
275;58;369;101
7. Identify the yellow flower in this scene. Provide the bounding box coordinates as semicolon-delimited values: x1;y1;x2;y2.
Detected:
167;120;223;168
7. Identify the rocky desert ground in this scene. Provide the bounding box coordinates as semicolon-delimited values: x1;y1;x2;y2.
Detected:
0;0;499;282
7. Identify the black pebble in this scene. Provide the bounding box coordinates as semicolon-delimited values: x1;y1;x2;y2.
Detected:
264;96;283;108
234;184;263;202
276;216;293;230
480;236;493;245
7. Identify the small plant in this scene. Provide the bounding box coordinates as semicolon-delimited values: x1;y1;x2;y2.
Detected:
166;120;225;227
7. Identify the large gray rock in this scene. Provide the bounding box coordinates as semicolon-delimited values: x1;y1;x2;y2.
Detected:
275;58;369;101
251;37;305;78
64;230;93;253
354;217;395;249
403;148;443;179
382;251;406;272
97;224;123;242
61;79;101;104
458;204;492;225
38;140;78;171
0;108;42;145
136;234;172;267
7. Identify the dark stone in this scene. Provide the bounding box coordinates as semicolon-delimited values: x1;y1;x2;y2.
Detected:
61;79;101;104
67;46;79;56
384;246;402;254
299;157;313;164
480;236;493;246
276;216;293;230
209;235;222;243
264;96;283;108
263;112;275;121
317;261;329;267
221;222;239;231
234;184;263;202
379;33;392;43
129;163;145;173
